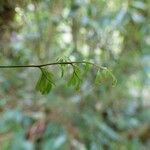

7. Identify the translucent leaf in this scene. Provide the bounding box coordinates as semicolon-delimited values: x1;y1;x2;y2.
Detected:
95;69;117;86
57;58;67;78
95;70;102;85
105;69;117;86
74;66;82;80
83;63;90;72
60;65;65;78
68;66;82;90
41;68;54;84
35;68;54;94
68;73;77;87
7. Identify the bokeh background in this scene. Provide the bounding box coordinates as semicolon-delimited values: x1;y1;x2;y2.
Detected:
0;0;150;149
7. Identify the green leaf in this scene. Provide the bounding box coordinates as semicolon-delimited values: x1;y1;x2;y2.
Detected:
95;70;102;85
83;63;90;73
105;69;117;86
74;65;82;80
57;58;67;78
68;73;77;87
60;66;65;78
35;68;54;94
68;65;82;90
95;69;117;86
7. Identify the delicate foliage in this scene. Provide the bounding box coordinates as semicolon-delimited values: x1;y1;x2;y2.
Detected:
68;65;82;90
95;69;117;86
57;58;67;78
95;70;102;85
34;55;118;94
1;0;149;149
35;62;116;94
36;68;54;94
99;69;117;86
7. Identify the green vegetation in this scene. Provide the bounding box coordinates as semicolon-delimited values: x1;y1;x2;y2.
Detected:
0;0;150;149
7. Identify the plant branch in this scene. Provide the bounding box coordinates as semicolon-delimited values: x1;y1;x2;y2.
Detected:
0;61;107;70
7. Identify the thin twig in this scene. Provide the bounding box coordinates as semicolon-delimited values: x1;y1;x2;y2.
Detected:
0;61;107;70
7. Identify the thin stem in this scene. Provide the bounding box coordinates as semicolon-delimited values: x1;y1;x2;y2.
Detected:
0;61;107;70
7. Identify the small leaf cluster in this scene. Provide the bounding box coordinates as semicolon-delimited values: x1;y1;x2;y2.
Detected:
35;62;117;95
95;69;117;86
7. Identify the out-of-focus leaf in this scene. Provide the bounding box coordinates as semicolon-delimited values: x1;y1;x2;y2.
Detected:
95;69;117;86
98;123;122;141
71;139;86;150
127;139;142;150
42;123;67;150
106;69;117;86
132;1;146;10
11;132;34;150
95;70;102;85
83;63;90;75
131;10;145;23
42;135;67;150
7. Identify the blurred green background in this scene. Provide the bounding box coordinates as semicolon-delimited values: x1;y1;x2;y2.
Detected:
0;0;150;149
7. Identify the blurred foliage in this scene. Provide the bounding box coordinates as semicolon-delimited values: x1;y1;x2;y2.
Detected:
0;0;150;149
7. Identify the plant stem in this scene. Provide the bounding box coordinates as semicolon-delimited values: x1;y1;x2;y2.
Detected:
0;61;107;70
